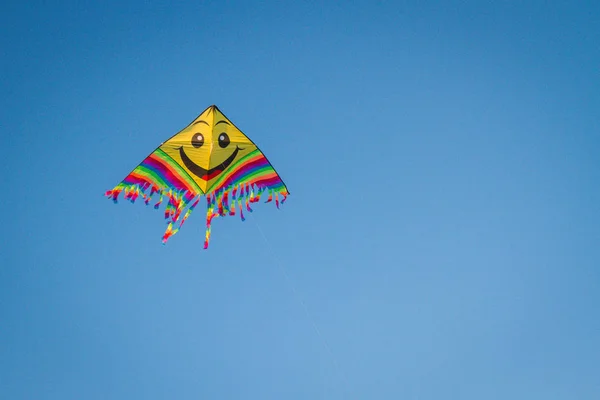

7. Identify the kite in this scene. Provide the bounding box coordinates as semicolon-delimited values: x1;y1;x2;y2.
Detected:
105;105;289;248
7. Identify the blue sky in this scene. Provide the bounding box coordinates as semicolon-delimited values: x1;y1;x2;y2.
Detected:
2;1;599;399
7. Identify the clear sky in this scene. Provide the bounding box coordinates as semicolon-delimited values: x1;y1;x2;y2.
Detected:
2;1;599;399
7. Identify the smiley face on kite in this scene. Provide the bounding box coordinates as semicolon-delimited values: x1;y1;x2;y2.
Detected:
105;104;289;248
178;132;241;181
159;105;256;193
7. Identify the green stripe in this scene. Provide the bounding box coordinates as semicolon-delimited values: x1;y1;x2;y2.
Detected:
135;165;170;188
240;165;274;183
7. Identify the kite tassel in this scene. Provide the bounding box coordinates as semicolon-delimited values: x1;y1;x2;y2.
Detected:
105;188;122;203
162;222;178;244
229;187;237;216
222;191;230;215
204;196;219;249
154;191;163;209
238;197;245;221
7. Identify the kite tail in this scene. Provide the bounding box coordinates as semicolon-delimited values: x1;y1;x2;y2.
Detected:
204;195;219;249
217;192;225;216
222;191;230;215
229;186;237;216
245;187;253;212
238;196;245;221
265;190;273;203
179;197;200;229
162;222;178;244
105;186;123;203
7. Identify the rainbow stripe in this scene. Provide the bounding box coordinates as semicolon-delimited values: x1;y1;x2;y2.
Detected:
106;148;288;247
200;149;289;248
125;148;202;194
105;149;203;243
210;149;288;194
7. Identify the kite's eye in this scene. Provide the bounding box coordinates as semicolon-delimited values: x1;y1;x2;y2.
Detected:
191;133;204;148
218;133;230;148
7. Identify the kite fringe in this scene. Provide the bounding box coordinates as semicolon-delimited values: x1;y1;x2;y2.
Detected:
202;182;288;248
105;181;289;248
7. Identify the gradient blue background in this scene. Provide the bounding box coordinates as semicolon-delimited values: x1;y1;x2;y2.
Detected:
2;1;599;399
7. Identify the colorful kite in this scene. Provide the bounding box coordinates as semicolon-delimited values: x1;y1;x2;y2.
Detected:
105;105;289;248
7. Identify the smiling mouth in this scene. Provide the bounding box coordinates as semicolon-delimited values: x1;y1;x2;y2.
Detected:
179;146;241;181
